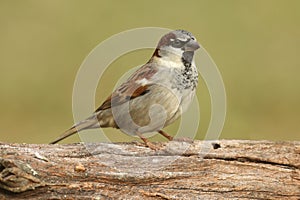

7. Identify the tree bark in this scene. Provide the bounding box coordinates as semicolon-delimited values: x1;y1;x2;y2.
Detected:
0;140;299;199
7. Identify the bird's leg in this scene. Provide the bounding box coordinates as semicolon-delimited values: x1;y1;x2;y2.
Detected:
136;132;159;150
158;130;174;141
158;130;194;143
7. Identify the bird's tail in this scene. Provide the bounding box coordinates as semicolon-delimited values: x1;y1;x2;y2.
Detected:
49;114;100;144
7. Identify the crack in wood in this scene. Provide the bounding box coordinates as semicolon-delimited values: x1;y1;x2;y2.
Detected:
204;156;298;170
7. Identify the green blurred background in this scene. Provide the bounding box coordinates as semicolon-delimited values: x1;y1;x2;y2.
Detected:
0;0;299;144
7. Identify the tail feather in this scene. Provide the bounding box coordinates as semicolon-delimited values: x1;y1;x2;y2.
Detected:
49;115;99;144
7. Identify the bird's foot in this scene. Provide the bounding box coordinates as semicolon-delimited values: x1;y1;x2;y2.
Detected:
145;141;161;151
136;132;161;150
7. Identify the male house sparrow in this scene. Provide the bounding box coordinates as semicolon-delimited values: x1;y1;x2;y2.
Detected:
50;29;200;150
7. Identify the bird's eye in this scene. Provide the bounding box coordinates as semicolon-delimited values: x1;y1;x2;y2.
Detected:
172;39;184;48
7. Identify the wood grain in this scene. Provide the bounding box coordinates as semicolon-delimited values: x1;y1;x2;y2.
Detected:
0;140;299;199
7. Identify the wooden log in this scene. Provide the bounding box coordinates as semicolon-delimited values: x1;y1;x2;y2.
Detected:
0;140;299;199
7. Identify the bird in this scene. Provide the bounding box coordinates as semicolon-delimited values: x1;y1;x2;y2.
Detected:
50;29;200;150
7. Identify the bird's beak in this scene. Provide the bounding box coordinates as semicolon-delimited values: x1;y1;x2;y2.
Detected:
184;40;200;51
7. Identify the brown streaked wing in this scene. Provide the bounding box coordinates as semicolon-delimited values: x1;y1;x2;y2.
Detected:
94;64;157;112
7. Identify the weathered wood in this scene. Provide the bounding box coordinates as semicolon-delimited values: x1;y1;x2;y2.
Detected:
0;140;299;199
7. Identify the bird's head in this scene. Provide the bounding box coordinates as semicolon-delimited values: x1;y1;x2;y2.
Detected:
152;30;200;67
154;30;199;56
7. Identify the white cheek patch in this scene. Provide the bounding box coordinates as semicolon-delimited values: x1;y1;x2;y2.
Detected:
157;54;184;69
136;78;149;86
169;46;184;55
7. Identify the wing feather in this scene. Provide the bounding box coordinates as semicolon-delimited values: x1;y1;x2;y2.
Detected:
95;64;157;112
